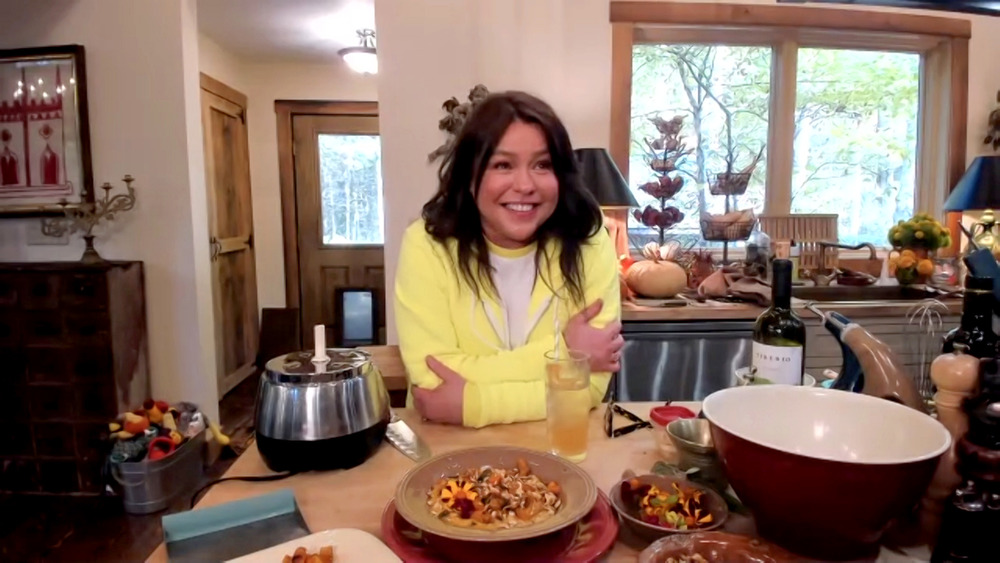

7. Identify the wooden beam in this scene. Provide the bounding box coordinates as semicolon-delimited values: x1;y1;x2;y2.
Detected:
944;37;969;258
199;73;248;109
609;22;634;178
947;37;969;190
609;2;971;38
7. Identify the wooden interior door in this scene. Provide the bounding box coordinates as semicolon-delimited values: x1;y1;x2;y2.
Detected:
200;74;259;396
291;113;385;347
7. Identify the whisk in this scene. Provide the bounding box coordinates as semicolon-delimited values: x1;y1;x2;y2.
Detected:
906;298;950;410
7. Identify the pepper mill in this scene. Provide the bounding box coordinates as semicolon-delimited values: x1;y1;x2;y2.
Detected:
932;399;1000;562
921;345;979;541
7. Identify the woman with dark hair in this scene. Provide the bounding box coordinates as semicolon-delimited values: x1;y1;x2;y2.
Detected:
394;91;623;428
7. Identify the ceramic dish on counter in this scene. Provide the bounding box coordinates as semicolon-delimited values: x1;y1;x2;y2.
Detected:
638;531;797;563
380;490;619;563
733;367;817;387
226;529;401;563
393;446;597;543
609;472;728;543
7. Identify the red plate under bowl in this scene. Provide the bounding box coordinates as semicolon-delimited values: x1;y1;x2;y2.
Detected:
380;490;619;563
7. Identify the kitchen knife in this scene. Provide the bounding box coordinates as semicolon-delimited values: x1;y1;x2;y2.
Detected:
385;411;431;462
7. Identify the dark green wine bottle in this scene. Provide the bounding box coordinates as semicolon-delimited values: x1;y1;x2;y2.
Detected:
752;259;806;385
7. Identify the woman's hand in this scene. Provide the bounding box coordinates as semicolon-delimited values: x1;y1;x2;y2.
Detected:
563;299;624;372
412;356;466;425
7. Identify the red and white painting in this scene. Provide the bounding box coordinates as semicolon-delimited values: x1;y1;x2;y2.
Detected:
0;53;85;210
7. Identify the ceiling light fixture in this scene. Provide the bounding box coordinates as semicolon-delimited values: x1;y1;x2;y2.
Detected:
339;29;378;75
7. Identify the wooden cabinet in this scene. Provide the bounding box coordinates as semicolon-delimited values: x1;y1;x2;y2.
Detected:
0;261;148;494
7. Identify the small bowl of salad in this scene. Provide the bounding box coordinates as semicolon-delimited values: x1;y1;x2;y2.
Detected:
610;472;728;542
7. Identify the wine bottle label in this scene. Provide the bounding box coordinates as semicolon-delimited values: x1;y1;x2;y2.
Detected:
751;342;803;385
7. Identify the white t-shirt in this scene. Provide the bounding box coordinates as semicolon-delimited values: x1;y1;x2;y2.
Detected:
490;248;537;349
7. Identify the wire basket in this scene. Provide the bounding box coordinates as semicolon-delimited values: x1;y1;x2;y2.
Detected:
709;171;752;196
700;211;756;241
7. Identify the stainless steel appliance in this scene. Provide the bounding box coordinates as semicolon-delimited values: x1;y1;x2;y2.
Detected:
256;348;390;471
619;320;754;401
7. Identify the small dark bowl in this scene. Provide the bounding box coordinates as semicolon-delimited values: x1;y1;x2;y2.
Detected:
609;473;728;543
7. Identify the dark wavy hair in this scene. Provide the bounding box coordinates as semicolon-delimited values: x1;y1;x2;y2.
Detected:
422;91;603;304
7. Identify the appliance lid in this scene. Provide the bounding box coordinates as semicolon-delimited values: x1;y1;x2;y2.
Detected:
264;348;372;384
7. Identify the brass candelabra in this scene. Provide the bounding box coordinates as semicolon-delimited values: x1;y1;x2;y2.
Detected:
41;174;137;264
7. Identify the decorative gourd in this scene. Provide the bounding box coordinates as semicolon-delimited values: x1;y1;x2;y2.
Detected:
625;259;687;298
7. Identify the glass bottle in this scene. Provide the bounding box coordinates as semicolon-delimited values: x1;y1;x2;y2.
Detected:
745;221;771;279
751;259;806;385
942;275;997;359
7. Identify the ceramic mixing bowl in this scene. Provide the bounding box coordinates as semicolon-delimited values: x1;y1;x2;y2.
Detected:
702;385;950;560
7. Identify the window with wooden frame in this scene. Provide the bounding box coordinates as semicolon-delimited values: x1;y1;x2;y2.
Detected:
609;2;969;251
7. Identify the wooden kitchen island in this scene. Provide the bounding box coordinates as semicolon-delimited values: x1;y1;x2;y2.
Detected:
147;402;687;562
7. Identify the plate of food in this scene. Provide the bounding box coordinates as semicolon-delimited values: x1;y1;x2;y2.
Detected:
393;446;598;542
225;529;401;563
610;473;728;542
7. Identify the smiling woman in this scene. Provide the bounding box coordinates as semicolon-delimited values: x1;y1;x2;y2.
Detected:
393;91;623;428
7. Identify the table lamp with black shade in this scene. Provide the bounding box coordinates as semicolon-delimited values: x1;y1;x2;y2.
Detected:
574;148;639;257
943;156;1000;295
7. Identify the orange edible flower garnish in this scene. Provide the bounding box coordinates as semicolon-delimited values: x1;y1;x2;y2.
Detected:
440;479;477;507
630;480;714;530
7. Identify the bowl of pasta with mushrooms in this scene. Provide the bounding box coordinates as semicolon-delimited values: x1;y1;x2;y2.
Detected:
393;446;598;542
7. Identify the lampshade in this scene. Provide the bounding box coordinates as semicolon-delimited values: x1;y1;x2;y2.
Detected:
574;148;639;208
943;155;1000;211
339;29;378;75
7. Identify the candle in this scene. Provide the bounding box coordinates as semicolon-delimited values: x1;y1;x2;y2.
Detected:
312;324;329;362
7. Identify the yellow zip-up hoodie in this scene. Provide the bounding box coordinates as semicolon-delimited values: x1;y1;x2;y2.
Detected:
394;220;620;428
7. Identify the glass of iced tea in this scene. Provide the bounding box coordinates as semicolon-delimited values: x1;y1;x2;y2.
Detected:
545;350;591;462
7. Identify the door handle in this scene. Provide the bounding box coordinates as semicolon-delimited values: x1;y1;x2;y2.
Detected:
209;236;220;262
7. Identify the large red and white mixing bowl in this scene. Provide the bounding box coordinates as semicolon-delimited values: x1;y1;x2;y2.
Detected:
702;385;950;560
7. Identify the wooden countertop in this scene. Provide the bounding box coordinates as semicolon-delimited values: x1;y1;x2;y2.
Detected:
622;297;961;322
147;402;688;562
147;402;931;562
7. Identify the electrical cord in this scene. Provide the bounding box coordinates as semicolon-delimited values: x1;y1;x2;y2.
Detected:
189;471;298;509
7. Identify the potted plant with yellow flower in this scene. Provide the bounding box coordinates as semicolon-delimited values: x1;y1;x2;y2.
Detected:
887;213;951;285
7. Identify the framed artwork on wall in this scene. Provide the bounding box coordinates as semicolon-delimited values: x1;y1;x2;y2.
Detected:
0;44;93;217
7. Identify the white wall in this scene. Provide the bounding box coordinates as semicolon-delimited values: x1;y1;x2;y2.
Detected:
198;34;248;94
0;0;220;421
197;37;378;310
375;0;1000;344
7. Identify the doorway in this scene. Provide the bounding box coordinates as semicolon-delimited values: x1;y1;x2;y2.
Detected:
200;74;260;396
277;102;385;348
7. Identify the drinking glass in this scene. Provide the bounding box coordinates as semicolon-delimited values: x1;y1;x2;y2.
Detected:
545;350;590;462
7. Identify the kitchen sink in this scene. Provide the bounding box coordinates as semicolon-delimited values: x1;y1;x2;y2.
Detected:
791;285;941;302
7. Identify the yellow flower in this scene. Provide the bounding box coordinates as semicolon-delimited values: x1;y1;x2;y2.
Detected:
914;231;925;239
899;256;916;269
917;259;934;276
901;249;916;259
440;479;478;506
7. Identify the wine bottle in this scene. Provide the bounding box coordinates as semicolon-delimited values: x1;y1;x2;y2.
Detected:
752;259;806;385
942;275;997;359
